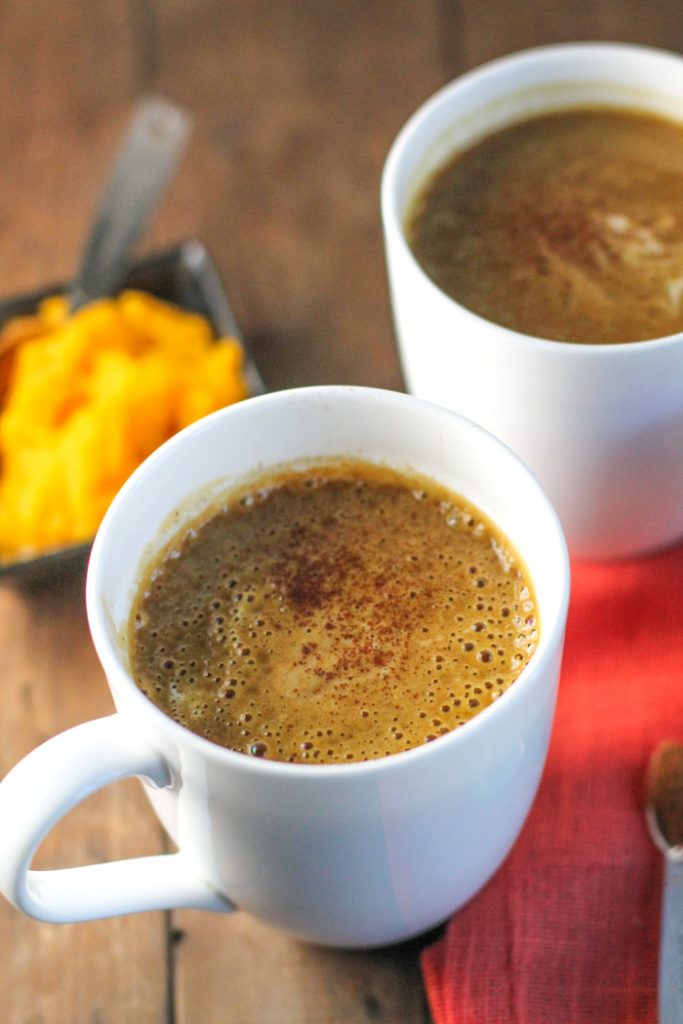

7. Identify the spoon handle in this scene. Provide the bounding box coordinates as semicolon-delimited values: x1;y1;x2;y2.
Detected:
69;96;191;312
660;854;683;1023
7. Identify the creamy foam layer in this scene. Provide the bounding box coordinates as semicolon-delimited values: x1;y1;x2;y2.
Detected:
407;107;683;344
129;461;538;763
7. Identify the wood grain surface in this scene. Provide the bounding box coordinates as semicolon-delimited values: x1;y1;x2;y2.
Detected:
1;2;682;1021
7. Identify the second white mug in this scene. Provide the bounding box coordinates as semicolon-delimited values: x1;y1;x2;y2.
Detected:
382;42;683;561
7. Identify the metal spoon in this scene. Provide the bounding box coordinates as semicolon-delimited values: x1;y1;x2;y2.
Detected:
68;95;191;311
646;740;683;1023
0;96;191;400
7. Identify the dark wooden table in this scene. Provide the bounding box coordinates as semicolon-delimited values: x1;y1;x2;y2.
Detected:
0;3;680;1021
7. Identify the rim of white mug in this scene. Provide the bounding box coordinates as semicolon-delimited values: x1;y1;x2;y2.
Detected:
381;40;683;355
86;386;570;780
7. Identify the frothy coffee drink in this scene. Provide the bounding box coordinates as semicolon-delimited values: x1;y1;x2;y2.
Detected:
129;461;538;763
407;107;683;344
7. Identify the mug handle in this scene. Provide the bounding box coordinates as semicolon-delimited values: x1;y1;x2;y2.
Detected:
0;714;232;922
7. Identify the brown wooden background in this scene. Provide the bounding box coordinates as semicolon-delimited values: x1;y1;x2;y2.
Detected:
0;2;681;1021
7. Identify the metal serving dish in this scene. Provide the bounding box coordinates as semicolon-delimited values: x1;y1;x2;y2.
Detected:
0;239;263;586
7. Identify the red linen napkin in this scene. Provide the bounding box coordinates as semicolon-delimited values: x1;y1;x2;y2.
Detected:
421;546;683;1024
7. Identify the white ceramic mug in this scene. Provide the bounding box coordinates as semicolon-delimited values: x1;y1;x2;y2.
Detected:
0;387;568;947
382;42;683;561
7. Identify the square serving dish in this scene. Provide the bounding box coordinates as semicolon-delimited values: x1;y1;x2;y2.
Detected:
0;240;263;585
